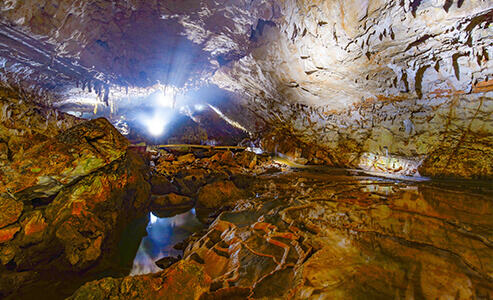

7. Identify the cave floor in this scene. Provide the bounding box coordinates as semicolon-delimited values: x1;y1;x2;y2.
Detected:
11;168;493;300
187;168;493;299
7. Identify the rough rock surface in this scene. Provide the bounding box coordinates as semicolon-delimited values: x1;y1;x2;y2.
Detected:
0;1;492;179
181;171;493;299
69;260;211;300
0;107;151;298
197;180;244;209
1;117;129;201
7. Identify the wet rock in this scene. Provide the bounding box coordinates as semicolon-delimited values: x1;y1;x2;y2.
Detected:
152;193;193;211
69;260;211;300
150;173;179;195
155;255;181;270
196;180;244;208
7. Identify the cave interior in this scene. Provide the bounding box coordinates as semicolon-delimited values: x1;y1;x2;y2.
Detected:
0;0;492;299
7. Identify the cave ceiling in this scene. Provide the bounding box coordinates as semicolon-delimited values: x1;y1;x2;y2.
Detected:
0;0;492;134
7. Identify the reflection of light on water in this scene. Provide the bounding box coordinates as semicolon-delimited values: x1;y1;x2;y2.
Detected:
149;212;158;224
130;210;204;276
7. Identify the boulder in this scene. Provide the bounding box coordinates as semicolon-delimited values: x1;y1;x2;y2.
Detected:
3;118;129;201
0;149;151;297
197;180;244;208
235;151;257;169
69;260;211;300
150;173;178;195
151;193;194;211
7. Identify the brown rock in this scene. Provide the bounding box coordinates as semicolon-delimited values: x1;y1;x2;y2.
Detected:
19;210;47;246
197;180;244;208
0;225;20;244
0;142;8;161
152;193;193;210
69;260;211;300
178;153;196;164
218;151;235;165
4;117;129;201
151;173;178;195
0;194;23;228
235;151;258;169
55;211;105;268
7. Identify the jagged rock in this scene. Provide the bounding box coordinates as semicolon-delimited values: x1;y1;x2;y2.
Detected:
152;193;193;210
0;194;23;228
150;173;179;195
174;169;209;197
0;225;20;244
0;146;151;297
218;151;235;166
18;210;48;246
69;260;211;300
235;151;257;169
196;180;244;208
3;117;129;201
178;153;196;164
155;255;181;270
0;142;8;161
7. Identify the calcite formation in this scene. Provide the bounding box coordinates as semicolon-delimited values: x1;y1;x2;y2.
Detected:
179;171;493;299
0;0;491;299
0;0;491;178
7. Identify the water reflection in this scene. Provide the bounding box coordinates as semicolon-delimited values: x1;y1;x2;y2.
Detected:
131;209;204;275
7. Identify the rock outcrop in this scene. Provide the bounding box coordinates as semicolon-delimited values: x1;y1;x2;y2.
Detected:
0;107;151;298
69;260;211;300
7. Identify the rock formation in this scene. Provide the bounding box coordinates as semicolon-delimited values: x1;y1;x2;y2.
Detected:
0;94;151;298
0;0;491;299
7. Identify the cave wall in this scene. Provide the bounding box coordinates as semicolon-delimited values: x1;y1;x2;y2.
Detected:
0;0;492;178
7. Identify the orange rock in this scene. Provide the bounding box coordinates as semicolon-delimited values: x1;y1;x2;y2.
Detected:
0;225;20;244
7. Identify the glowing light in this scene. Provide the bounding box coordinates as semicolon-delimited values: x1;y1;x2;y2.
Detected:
246;147;264;155
149;212;158;224
208;104;249;132
194;104;204;111
145;116;166;136
155;85;177;108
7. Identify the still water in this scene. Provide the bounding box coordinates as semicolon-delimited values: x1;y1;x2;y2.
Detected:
130;209;205;275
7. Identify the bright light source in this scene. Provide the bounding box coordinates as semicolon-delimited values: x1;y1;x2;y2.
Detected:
149;212;158;224
156;85;177;108
194;104;204;111
157;91;173;107
141;114;167;136
147;117;166;136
